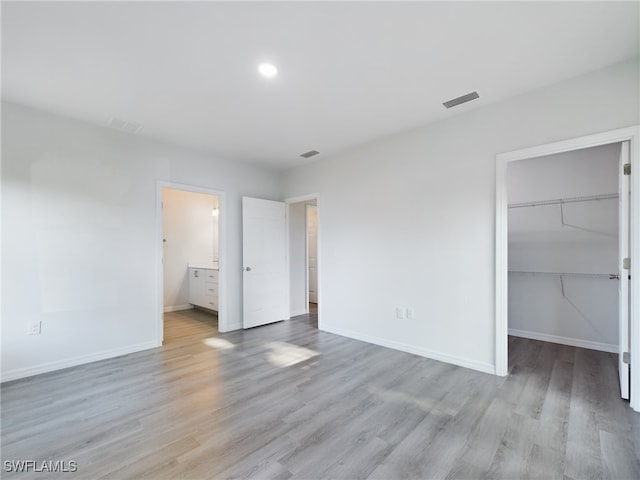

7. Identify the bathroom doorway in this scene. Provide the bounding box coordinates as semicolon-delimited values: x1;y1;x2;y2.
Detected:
157;181;227;343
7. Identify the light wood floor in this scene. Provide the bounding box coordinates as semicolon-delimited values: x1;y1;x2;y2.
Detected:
2;308;639;479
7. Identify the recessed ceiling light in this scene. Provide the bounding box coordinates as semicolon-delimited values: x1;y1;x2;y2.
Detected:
258;63;278;78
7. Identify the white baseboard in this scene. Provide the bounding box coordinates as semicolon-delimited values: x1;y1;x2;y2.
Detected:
508;328;618;353
164;304;194;313
290;308;308;318
1;341;159;383
321;325;495;375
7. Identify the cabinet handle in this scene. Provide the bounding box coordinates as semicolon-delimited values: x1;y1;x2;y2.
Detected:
194;270;199;277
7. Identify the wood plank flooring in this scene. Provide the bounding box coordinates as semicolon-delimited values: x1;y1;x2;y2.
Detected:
2;307;639;479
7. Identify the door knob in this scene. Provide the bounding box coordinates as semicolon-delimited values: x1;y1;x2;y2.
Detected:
244;267;252;272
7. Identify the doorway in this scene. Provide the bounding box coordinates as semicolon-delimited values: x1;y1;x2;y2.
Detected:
495;126;639;411
307;204;318;306
507;144;620;352
156;182;227;343
287;195;320;329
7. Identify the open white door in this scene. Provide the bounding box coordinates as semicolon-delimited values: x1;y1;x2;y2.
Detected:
619;141;631;399
242;197;288;329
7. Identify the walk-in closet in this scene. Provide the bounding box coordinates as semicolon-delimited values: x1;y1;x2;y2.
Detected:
507;143;623;354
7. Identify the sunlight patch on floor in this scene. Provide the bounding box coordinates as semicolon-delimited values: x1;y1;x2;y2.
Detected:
203;337;235;350
265;341;318;368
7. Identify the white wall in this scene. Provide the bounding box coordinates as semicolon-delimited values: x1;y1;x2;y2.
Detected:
281;57;639;373
1;101;280;381
288;199;317;316
2;57;638;381
162;188;218;311
507;144;620;351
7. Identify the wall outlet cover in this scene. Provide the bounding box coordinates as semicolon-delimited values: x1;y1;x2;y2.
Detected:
28;322;42;335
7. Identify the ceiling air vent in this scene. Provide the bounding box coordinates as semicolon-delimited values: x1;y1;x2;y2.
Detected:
442;91;480;109
300;150;319;159
108;117;142;134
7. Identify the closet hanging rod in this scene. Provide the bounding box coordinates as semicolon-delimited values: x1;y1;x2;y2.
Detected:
508;192;618;209
509;270;614;279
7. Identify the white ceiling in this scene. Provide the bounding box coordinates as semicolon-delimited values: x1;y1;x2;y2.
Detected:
2;1;638;171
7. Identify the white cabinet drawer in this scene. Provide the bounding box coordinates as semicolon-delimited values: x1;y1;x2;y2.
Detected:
204;270;218;282
188;267;219;311
203;298;219;310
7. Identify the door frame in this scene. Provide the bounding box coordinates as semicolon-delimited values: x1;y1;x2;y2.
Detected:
495;125;640;411
156;181;228;343
285;194;321;326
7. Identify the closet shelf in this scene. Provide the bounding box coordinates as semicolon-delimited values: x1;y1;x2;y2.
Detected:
509;270;620;298
508;270;613;279
508;193;618;209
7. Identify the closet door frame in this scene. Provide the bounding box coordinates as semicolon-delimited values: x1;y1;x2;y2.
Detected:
495;125;640;412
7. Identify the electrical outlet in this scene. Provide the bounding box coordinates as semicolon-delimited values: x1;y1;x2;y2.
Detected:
395;307;404;320
406;308;414;320
28;321;42;335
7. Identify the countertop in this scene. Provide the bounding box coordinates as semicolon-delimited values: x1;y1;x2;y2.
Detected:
188;263;219;270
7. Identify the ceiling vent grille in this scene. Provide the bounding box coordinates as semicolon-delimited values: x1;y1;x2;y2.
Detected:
443;91;480;109
108;117;142;134
300;150;319;159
